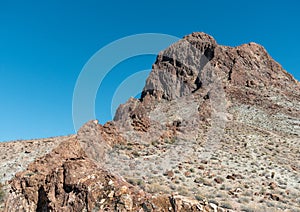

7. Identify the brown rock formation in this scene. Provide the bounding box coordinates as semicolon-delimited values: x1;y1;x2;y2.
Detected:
1;32;299;211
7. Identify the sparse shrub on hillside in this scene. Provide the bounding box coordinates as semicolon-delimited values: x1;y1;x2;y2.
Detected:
151;140;159;146
208;199;219;206
146;183;169;194
260;187;266;195
0;183;5;203
195;194;205;202
220;184;226;190
238;197;250;204
126;178;144;187
214;176;224;184
189;168;195;173
242;190;252;197
177;186;189;196
240;206;256;212
221;202;233;209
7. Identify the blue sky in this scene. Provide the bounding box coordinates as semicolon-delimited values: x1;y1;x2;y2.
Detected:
1;0;299;141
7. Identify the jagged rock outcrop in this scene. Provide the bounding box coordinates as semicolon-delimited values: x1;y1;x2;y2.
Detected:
3;127;226;212
1;32;300;211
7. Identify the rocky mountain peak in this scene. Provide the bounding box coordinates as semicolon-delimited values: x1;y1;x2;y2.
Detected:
1;32;299;211
183;32;217;47
140;32;299;103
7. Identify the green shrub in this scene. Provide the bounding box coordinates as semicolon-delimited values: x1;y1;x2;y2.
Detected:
195;195;205;201
238;197;250;204
189;168;195;173
221;202;233;209
147;183;169;193
0;183;4;203
177;186;189;196
240;206;255;212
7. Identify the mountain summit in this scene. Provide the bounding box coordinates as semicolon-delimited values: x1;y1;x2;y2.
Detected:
1;32;299;211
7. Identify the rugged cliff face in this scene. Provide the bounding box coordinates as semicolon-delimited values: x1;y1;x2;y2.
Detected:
1;32;299;211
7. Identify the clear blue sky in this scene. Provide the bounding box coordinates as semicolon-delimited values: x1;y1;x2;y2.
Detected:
1;0;299;141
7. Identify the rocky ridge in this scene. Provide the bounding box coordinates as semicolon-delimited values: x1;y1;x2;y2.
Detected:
0;32;299;211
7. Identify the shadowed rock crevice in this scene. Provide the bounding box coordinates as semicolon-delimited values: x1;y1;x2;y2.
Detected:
36;187;49;212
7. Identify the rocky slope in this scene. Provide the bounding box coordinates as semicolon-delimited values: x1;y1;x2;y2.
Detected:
0;32;299;211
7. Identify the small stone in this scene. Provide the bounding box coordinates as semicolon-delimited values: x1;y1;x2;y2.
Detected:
235;187;242;193
270;193;280;201
218;207;226;212
209;203;218;212
196;204;203;210
108;191;114;198
99;199;106;204
163;170;174;178
116;186;128;196
269;182;277;190
226;175;235;180
152;170;158;174
120;194;133;211
232;174;244;179
204;205;210;211
201;160;208;164
184;171;191;177
194;178;204;184
214;177;224;184
198;165;205;170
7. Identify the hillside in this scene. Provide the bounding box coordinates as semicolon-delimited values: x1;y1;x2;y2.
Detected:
1;32;299;212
